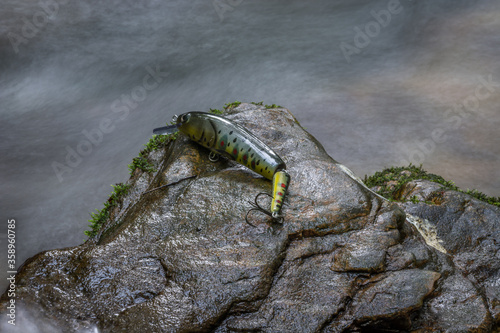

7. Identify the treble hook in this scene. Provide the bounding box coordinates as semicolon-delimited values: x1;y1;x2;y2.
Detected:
208;151;220;162
245;192;284;227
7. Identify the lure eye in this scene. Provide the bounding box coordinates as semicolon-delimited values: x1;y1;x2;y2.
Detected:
179;113;191;124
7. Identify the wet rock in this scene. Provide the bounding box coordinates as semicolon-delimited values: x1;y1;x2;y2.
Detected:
398;180;500;325
328;269;441;332
0;104;498;332
416;273;491;332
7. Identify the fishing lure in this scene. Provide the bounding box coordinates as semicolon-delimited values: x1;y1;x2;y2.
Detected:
153;112;290;226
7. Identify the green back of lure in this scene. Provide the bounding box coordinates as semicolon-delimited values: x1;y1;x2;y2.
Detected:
158;112;286;180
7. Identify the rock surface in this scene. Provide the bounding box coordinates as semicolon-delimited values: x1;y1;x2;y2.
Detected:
396;179;500;330
1;104;499;332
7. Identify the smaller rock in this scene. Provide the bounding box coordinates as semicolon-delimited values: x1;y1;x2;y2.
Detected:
329;269;440;332
413;273;491;331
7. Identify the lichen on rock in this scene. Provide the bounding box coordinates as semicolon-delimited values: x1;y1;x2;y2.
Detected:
1;103;499;332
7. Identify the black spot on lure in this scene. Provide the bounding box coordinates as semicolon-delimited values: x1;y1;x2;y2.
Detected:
153;112;290;226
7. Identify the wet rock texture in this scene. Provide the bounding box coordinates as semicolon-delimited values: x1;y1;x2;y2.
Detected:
396;180;500;331
1;104;499;332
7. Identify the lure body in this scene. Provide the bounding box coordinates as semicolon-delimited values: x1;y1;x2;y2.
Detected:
154;112;290;219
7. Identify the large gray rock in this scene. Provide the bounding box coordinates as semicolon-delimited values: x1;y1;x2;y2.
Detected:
1;103;498;332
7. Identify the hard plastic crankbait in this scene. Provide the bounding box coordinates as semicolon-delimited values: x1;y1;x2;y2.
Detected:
153;112;290;226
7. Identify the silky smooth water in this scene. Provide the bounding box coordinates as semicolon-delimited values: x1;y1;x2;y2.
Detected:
1;0;499;309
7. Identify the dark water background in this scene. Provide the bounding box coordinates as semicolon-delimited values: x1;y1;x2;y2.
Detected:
1;0;499;319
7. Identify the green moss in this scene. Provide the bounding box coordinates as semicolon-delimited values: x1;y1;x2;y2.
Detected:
128;156;156;174
264;103;282;108
224;101;241;110
85;183;130;237
217;100;283;111
86;134;175;237
128;134;175;174
364;164;500;207
250;101;283;108
209;101;243;114
209;108;223;115
143;134;173;152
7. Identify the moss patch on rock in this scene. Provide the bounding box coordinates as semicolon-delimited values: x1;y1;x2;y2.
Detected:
128;134;174;174
86;134;174;237
85;183;130;237
251;101;283;108
364;164;500;207
210;100;282;115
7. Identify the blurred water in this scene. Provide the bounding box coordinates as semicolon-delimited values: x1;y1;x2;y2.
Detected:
1;0;499;307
